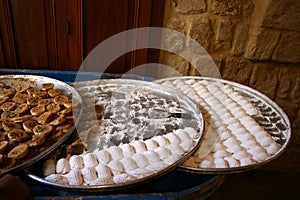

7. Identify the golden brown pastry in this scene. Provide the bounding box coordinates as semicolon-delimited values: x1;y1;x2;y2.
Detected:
38;98;52;106
23;119;38;133
30;105;45;116
14;103;30;114
0;141;9;153
0;132;5;141
12;115;31;123
16;84;30;93
0;102;17;111
49;116;66;126
12;92;28;103
33;124;53;136
8;129;28;142
46;103;61;114
7;144;29;159
2;120;22;132
27;95;42;106
37;112;52;124
28;134;45;147
0;88;15;98
48;89;62;97
0;82;6;88
1;111;19;121
54;95;69;105
0;97;9;106
41;83;54;91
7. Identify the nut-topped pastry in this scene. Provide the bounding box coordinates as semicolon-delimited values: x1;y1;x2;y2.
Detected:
0;76;81;175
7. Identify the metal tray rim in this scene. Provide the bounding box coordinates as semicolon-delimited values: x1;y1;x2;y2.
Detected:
155;76;291;174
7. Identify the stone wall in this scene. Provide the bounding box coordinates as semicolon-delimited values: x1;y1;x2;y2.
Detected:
160;0;300;172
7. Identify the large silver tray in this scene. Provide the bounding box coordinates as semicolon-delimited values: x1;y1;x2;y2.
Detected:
0;75;82;176
155;76;291;174
27;79;204;191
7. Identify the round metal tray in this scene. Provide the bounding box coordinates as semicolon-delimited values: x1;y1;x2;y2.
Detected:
27;79;205;191
155;76;291;173
0;75;82;176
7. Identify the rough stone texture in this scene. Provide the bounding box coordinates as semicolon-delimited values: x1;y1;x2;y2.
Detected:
262;0;300;31
214;19;235;51
174;0;207;14
272;33;300;63
162;29;186;53
188;17;212;52
211;0;242;16
291;78;300;103
242;0;254;17
160;53;190;77
231;24;249;56
190;55;221;77
276;99;299;128
245;28;280;60
222;57;253;85
165;18;186;34
276;66;300;100
276;66;291;99
249;64;279;99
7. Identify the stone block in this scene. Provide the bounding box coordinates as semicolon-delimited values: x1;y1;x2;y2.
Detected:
214;19;235;51
211;0;242;16
242;0;254;17
291;78;300;102
262;0;300;31
190;55;221;77
276;66;300;100
160;53;190;77
272;33;300;63
162;29;186;53
245;28;280;60
165;18;186;34
188;17;212;52
249;64;279;99
174;0;206;14
231;24;249;56
222;57;253;85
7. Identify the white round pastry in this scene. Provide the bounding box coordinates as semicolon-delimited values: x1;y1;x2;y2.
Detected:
67;169;83;185
144;139;159;151
164;132;181;145
107;160;125;175
214;158;229;168
152;135;170;147
146;162;168;172
113;174;137;184
265;142;280;155
180;138;195;152
143;151;161;163
131;153;150;168
154;147;172;160
120;157;138;172
93;149;112;164
81;167;98;184
90;177;114;185
69;155;84;170
83;153;99;168
224;157;240;167
105;146;124;160
131;140;147;153
213;149;231;159
56;158;71;174
45;174;69;185
95;163;113;178
129;168;152;178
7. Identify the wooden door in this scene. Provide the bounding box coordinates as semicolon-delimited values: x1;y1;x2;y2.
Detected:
0;0;165;73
